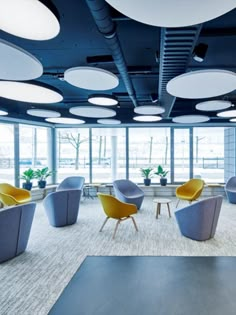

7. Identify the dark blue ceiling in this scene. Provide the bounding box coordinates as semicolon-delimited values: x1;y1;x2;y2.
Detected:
0;1;235;126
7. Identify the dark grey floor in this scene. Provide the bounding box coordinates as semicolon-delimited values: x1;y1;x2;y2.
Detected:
49;256;236;315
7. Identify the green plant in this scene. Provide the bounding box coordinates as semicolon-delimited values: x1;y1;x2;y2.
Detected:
140;167;154;179
19;168;36;183
154;165;169;178
34;167;53;181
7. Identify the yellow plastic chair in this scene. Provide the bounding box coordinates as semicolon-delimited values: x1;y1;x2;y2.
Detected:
176;178;205;208
0;183;31;206
97;193;138;239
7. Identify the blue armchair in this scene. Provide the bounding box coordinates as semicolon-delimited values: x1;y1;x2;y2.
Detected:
225;176;236;204
113;179;144;210
43;189;82;227
57;176;85;191
175;195;223;241
0;202;36;263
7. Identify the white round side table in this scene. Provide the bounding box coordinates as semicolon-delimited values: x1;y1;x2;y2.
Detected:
153;198;171;219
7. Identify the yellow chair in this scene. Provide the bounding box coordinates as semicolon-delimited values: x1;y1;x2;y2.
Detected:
0;183;31;206
176;178;205;208
97;193;138;239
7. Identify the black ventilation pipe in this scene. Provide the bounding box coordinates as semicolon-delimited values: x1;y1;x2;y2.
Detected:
85;0;138;107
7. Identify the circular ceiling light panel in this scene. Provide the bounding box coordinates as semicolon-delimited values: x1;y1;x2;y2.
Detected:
88;94;118;106
229;118;236;122
97;119;121;125
0;110;8;116
45;117;85;124
27;109;61;118
217;110;236;118
0;81;63;103
64;67;119;90
105;0;236;27
0;39;43;80
172;115;210;123
133;115;162;122
0;0;60;40
196;100;232;111
167;70;236;99
69;106;116;118
134;105;165;115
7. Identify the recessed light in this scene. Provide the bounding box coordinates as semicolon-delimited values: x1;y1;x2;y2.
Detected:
0;0;60;40
0;110;8;116
217;110;236;118
27;109;61;118
64;67;119;90
134;105;165;115
97;119;121;125
88;94;118;106
69;106;116;118
0;39;43;80
105;0;235;27
172;115;210;123
0;81;63;103
229;118;236;122
133;115;162;122
196;100;232;112
167;70;236;99
45;117;85;124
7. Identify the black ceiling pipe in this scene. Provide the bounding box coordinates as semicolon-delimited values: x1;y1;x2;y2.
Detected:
85;0;139;107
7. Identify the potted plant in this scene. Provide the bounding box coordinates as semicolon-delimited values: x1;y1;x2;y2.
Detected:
35;167;53;189
140;167;154;186
154;165;169;186
20;168;36;191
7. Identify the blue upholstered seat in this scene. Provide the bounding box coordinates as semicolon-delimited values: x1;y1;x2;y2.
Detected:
57;176;85;191
43;189;82;227
175;195;223;241
113;179;144;210
0;202;36;263
225;176;236;204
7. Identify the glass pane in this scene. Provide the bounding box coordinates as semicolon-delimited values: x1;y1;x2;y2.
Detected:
174;128;190;182
193;127;224;183
128;128;170;184
91;128;126;183
0;123;14;185
19;125;51;187
57;128;90;183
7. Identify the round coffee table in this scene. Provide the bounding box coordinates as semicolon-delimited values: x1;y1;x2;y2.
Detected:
153;198;171;219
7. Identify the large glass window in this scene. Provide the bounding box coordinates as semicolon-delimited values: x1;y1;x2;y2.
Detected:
193;127;224;183
57;128;90;183
91;128;126;183
19;125;51;187
174;128;190;182
129;128;170;183
0;123;14;185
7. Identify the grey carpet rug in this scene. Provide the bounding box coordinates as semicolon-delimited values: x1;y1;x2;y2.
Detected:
0;196;236;315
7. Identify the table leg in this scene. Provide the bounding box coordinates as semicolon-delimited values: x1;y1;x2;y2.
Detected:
156;203;160;219
167;203;171;218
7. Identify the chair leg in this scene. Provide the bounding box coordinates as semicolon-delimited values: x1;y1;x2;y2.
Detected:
99;217;109;232
176;199;180;208
113;219;121;239
130;216;138;232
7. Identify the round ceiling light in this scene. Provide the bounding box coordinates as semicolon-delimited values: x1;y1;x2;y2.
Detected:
0;81;63;103
217;110;236;118
133;115;162;122
134;105;165;115
0;0;60;40
69;106;116;118
0;110;8;116
105;0;235;27
45;117;85;124
88;94;118;106
229;118;236;122
0;39;43;81
27;109;61;118
167;70;236;99
172;115;210;123
64;67;119;90
196;100;232;111
97;119;121;125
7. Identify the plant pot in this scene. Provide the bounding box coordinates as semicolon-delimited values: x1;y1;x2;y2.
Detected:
160;177;167;186
22;182;33;191
144;178;151;186
38;180;47;189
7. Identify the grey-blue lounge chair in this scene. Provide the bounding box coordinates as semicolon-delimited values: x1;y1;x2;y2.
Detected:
57;176;85;191
225;176;236;204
